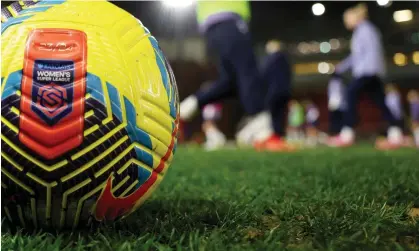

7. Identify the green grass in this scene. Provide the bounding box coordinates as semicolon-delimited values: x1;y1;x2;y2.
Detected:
2;146;419;251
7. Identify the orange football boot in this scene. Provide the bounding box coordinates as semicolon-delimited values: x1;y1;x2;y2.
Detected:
254;134;297;152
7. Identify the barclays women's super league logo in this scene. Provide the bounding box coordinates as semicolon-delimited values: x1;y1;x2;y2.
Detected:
31;60;74;126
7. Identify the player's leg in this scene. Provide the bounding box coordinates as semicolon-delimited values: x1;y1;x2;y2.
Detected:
408;91;419;147
366;77;404;148
413;122;419;147
336;110;344;134
366;77;399;127
180;75;234;122
254;95;296;151
269;95;289;138
226;21;265;116
344;78;364;133
228;20;272;145
329;110;341;136
202;104;226;150
328;77;365;146
180;29;236;122
195;58;236;107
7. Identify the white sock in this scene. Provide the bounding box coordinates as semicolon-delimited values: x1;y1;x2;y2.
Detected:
340;126;355;142
180;95;198;121
204;127;226;150
253;127;273;142
414;128;419;147
205;127;223;141
387;126;402;144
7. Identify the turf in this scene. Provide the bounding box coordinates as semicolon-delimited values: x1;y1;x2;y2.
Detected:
2;146;419;251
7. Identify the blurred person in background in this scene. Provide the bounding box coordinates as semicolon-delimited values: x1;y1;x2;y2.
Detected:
202;103;226;150
200;82;227;151
327;3;405;150
407;90;419;148
304;100;320;147
287;100;305;144
384;84;405;130
253;40;294;151
328;77;346;136
180;1;271;147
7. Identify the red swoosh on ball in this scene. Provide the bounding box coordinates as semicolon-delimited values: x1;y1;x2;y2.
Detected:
94;117;178;221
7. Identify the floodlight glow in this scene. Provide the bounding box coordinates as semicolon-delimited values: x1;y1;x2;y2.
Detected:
312;3;325;16
318;62;330;74
310;41;320;53
377;0;390;7
393;10;413;23
412;51;419;65
163;0;193;8
329;38;340;50
393;53;407;66
320;42;331;53
298;42;310;54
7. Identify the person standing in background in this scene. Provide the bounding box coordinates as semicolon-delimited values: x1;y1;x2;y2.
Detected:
304;100;320;147
287;100;305;144
407;90;419;148
328;77;346;136
253;40;295;151
327;3;405;150
180;1;272;146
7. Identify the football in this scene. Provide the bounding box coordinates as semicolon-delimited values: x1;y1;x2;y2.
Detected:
1;0;179;229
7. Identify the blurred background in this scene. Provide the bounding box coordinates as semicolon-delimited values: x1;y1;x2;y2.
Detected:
114;1;419;141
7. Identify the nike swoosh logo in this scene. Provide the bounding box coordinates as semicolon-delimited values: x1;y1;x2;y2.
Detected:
94;117;179;221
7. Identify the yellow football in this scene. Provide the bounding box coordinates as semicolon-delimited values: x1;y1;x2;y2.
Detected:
1;0;179;229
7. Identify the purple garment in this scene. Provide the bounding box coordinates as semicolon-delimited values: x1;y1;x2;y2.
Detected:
199;12;241;33
335;20;386;79
328;78;347;110
306;104;320;123
385;92;403;120
411;102;419;122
